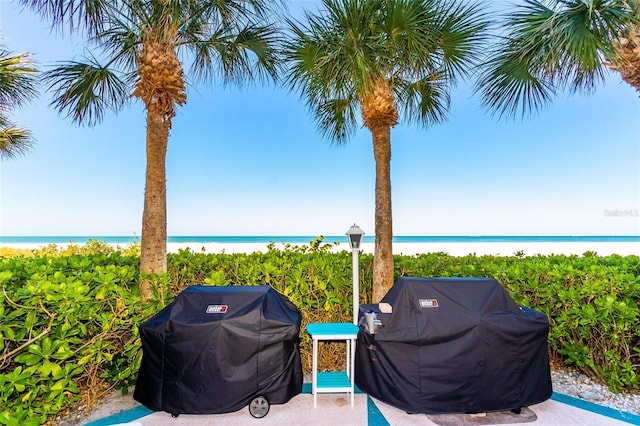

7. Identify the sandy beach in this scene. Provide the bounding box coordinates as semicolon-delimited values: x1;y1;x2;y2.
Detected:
2;241;639;257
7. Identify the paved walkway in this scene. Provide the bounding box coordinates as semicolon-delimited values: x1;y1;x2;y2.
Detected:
85;387;640;426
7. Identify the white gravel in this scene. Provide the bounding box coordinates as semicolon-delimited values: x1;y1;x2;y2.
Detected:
551;368;640;415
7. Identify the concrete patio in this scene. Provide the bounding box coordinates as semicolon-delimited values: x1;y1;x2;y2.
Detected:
84;386;640;426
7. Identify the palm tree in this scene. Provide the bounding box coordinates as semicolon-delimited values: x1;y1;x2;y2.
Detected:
20;0;281;299
477;0;639;117
284;0;489;301
0;48;38;159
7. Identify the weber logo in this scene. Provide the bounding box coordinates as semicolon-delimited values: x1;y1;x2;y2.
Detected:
206;304;228;314
419;299;439;308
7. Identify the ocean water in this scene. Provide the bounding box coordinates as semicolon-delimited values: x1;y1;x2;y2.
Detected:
1;235;639;245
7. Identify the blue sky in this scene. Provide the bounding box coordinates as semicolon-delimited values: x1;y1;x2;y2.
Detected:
0;0;639;237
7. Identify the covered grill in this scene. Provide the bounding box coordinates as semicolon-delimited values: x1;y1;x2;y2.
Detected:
134;285;303;417
355;277;552;414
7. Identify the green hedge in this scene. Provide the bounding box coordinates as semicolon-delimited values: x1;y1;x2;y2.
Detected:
0;240;638;424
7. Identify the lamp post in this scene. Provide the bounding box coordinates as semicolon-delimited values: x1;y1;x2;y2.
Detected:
346;224;365;325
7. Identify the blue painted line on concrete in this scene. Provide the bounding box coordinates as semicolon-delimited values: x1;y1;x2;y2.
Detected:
367;396;390;426
84;405;154;426
551;392;640;425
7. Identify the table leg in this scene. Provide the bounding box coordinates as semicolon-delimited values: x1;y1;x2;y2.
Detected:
346;339;351;379
313;337;318;408
350;338;355;407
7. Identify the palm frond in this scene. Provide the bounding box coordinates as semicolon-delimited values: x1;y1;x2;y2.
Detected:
476;0;637;117
0;50;39;109
97;14;141;72
383;0;441;76
0;115;35;159
18;0;113;35
397;72;451;126
43;55;131;125
190;23;281;85
283;18;343;96
552;0;636;91
193;0;284;26
476;45;555;118
313;96;359;143
434;0;490;81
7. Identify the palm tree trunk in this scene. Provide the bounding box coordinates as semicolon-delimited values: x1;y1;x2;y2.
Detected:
613;23;640;94
370;124;394;302
139;112;169;300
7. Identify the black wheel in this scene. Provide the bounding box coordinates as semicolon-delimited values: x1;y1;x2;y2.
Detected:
171;413;179;418
249;395;270;418
511;407;522;415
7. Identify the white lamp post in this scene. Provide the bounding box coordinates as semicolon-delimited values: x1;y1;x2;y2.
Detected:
346;224;365;325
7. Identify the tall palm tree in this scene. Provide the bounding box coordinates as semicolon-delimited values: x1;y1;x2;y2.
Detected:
0;48;38;159
20;0;281;299
477;0;639;117
284;0;489;301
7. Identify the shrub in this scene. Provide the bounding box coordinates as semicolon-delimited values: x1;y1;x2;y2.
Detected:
0;240;638;424
0;247;161;424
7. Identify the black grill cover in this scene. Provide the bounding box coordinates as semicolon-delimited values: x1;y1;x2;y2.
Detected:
355;277;552;414
134;285;303;415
